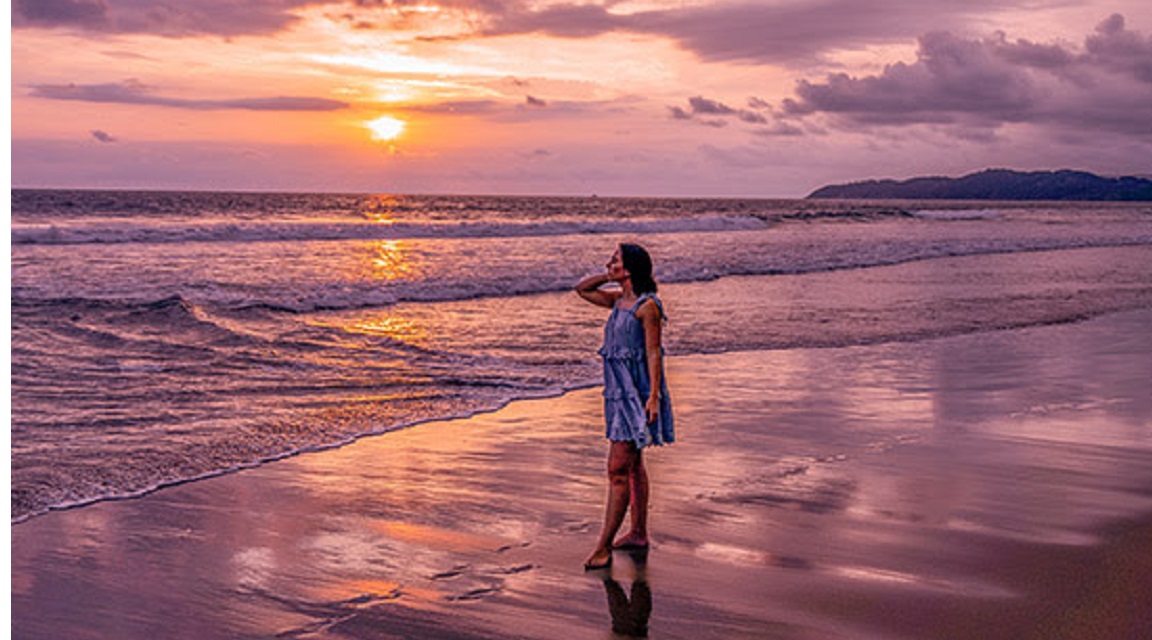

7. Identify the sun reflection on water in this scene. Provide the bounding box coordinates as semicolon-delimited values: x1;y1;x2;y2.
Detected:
360;194;400;224
346;314;428;348
368;240;416;281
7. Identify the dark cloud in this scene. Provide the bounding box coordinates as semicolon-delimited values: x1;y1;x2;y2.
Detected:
783;15;1152;137
670;95;776;128
525;95;547;107
989;33;1076;71
747;97;772;111
752;123;805;137
30;80;349;111
787;30;1039;125
488;2;618;38
16;0;108;27
91;129;117;143
470;0;1010;64
737;110;768;124
13;0;325;37
688;96;735;115
1084;14;1152;83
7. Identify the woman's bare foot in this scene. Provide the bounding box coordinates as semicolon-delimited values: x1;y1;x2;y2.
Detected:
584;548;613;571
612;532;649;550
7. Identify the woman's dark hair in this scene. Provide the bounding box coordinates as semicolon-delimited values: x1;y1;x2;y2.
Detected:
620;243;657;294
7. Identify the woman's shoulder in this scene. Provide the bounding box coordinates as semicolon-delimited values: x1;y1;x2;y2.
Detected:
632;293;666;319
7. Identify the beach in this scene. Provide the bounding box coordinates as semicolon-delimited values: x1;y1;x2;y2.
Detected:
12;304;1152;639
14;2;1152;634
11;192;1152;638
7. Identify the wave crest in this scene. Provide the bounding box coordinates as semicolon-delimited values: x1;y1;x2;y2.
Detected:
12;215;768;246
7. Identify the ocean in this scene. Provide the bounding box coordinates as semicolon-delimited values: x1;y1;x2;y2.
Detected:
11;189;1152;522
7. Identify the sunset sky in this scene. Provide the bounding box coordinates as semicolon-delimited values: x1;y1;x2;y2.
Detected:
11;0;1152;196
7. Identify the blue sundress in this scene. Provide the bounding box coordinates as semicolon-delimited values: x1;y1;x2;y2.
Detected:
599;293;674;448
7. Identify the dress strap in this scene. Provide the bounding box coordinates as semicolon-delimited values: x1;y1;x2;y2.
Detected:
629;293;667;319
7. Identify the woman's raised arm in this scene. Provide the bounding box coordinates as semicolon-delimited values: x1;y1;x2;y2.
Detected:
575;273;619;308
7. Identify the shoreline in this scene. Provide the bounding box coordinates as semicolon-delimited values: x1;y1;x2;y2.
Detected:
13;307;1152;639
7;383;601;526
14;296;1152;527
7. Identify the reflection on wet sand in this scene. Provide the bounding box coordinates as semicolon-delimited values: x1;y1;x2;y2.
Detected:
600;551;652;639
603;578;652;638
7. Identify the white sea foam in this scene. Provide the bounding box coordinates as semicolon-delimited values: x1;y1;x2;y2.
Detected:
912;208;1005;220
11;214;768;245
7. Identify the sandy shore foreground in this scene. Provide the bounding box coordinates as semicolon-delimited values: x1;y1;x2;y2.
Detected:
12;308;1152;640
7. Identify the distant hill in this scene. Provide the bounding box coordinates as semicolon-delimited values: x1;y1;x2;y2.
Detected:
808;169;1152;201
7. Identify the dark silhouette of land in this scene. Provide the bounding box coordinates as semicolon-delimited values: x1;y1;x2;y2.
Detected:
809;169;1152;201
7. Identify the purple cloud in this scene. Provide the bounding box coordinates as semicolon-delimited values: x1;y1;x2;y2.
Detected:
16;0;107;27
461;0;1014;64
688;96;735;115
737;111;768;125
670;95;776;128
752;123;805;137
1085;14;1152;83
90;130;117;143
30;80;349;111
13;0;326;37
487;2;619;38
783;15;1152;137
747;97;772;111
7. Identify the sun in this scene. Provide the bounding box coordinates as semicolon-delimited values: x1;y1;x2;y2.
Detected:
365;115;407;142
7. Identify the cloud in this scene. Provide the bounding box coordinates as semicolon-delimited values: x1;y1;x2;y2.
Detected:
747;97;772;111
670;95;777;129
688;96;735;116
1085;14;1152;83
16;0;107;27
90;129;118;143
782;15;1152;138
401;94;634;122
29;80;349;111
100;49;160;61
486;2;619;39
752;123;805;137
12;0;325;37
403;99;503;115
737;110;768;125
462;0;1012;65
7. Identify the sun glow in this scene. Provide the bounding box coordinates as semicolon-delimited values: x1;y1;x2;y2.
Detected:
366;115;407;142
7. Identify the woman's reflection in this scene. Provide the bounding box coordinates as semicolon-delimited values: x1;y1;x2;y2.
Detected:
602;575;651;638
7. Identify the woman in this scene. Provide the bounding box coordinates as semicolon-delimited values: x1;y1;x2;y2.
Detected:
575;243;674;570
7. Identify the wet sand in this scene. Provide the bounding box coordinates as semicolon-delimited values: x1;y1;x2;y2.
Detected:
11;307;1152;639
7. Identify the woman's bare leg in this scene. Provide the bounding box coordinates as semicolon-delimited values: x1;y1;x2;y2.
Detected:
585;442;637;568
614;453;649;548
